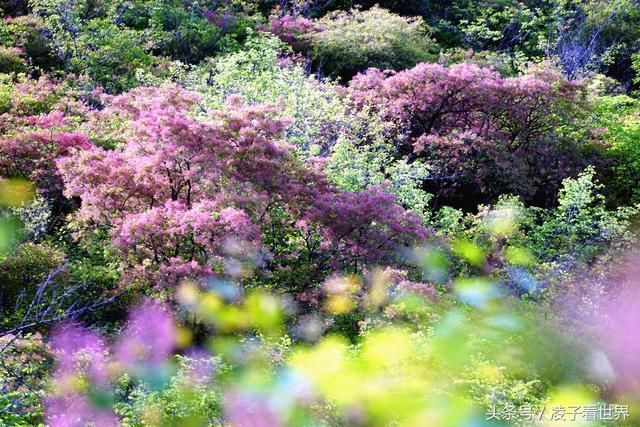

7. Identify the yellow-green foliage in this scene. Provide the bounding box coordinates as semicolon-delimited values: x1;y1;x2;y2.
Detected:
0;46;28;75
307;6;437;80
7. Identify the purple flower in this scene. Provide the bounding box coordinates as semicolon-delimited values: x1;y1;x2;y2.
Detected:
50;324;109;386
224;390;282;427
114;299;176;370
46;325;117;427
600;287;640;393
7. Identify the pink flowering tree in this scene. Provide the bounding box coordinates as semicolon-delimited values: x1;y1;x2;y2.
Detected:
59;85;427;290
0;76;96;208
0;113;92;197
262;14;317;51
346;62;595;208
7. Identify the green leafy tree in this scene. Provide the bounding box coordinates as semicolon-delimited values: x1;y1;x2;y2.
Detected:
594;95;640;204
185;34;433;217
29;0;258;92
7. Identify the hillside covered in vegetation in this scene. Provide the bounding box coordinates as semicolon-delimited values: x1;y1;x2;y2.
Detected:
2;1;640;425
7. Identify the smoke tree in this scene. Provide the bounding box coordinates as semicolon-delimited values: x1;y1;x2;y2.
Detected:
346;62;595;208
59;85;427;289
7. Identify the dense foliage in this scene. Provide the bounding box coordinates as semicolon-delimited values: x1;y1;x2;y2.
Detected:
301;6;437;81
346;62;595;207
2;1;640;426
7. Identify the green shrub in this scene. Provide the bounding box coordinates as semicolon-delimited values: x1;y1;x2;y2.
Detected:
528;166;638;265
306;6;437;80
1;15;59;71
0;46;28;75
0;242;67;328
30;0;261;92
432;168;638;280
0;333;50;426
113;355;224;426
121;0;257;63
594;95;640;204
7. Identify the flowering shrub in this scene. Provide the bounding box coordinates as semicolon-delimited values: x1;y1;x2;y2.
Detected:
263;14;317;50
0;76;97;222
186;34;433;218
59;86;426;288
347;62;594;207
0;115;91;196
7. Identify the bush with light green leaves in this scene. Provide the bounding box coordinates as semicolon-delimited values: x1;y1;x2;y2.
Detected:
184;33;433;218
527;167;638;267
594;95;640;204
306;6;438;80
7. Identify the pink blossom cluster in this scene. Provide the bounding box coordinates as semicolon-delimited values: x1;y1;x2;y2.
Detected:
46;301;176;427
307;185;428;270
262;14;317;50
58;86;427;287
370;267;438;300
0;111;92;196
0;76;98;201
346;62;592;203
